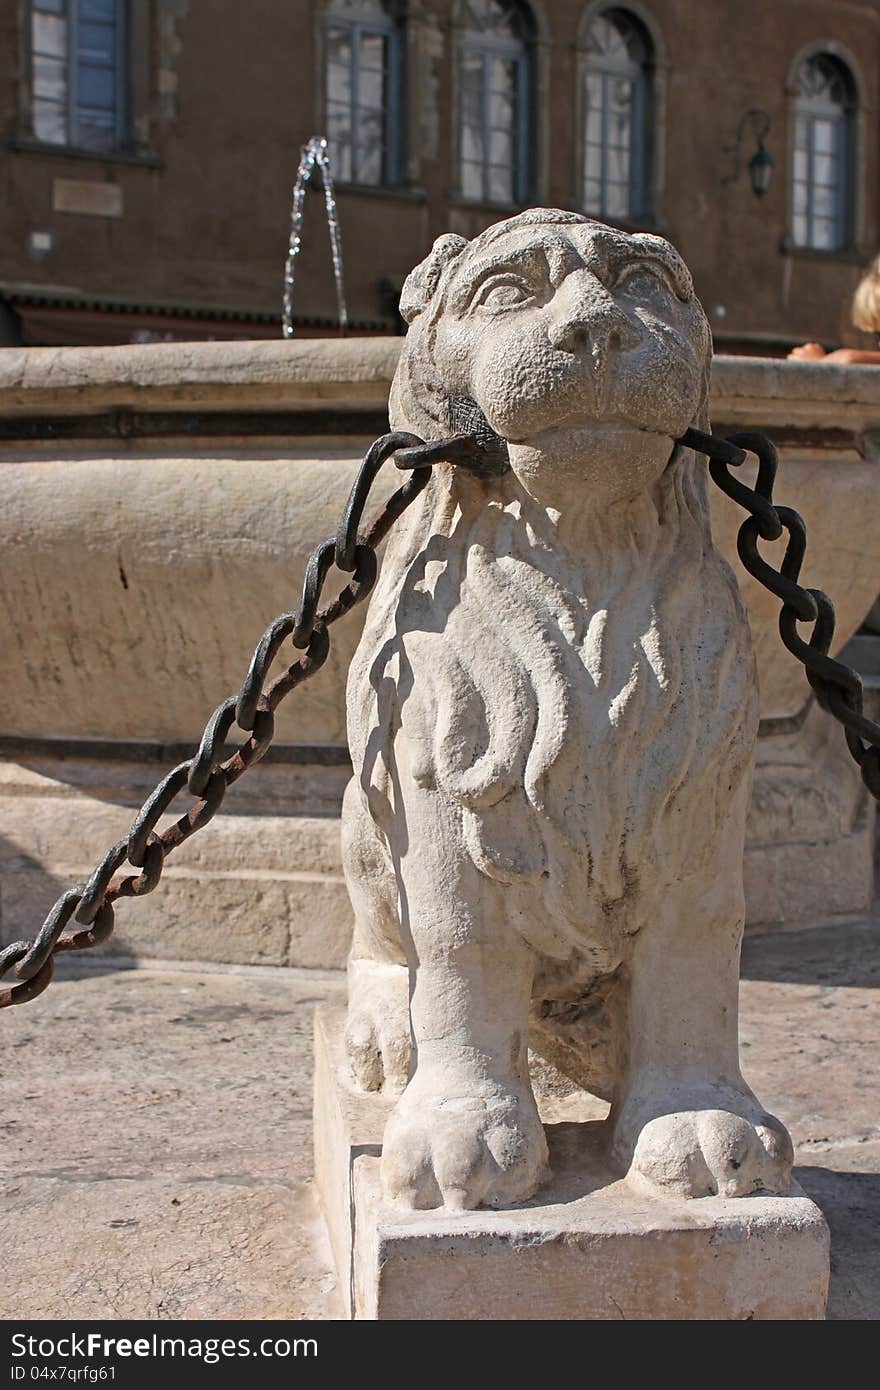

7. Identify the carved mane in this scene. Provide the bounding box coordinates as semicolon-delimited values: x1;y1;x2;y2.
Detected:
348;212;757;966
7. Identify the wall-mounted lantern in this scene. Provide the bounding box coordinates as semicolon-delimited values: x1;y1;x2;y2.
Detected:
723;109;774;198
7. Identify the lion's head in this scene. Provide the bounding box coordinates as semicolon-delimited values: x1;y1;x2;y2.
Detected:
350;212;754;959
390;209;711;508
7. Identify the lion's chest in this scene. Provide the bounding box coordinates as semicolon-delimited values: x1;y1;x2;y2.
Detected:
349;532;757;958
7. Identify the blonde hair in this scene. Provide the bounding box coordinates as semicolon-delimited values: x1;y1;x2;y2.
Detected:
852;255;880;333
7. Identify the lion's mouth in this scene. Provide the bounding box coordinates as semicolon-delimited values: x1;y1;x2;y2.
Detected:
512;414;678;447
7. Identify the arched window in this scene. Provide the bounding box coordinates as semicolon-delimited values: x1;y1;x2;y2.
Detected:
31;0;127;152
582;8;652;220
458;1;534;205
324;0;402;187
791;53;855;252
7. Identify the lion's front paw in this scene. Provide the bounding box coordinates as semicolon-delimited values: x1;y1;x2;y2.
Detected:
344;959;411;1095
617;1097;793;1199
381;1073;549;1211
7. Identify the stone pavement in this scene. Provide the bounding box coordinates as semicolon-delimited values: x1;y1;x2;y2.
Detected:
1;918;877;1321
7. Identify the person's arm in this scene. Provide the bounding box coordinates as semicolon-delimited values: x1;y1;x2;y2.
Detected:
787;343;880;363
788;341;827;359
823;347;880;364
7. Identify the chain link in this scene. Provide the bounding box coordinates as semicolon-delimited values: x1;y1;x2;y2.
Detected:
0;428;507;1009
683;426;880;802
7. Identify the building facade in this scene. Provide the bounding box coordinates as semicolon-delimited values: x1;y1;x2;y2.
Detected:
1;0;879;350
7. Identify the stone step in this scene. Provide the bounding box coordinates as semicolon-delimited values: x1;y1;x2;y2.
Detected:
839;634;880;722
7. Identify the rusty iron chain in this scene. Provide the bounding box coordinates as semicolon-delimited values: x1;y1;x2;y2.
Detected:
0;427;508;1010
3;417;876;1009
683;426;880;803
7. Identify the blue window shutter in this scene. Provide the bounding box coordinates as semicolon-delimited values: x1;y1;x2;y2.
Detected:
70;0;126;151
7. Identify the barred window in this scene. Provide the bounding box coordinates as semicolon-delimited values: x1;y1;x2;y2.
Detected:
582;8;652;221
32;0;127;152
325;0;402;187
458;1;534;206
791;54;855;252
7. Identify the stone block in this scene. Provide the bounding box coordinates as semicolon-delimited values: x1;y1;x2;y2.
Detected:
313;1007;830;1321
0;758;353;968
744;705;876;928
744;811;875;926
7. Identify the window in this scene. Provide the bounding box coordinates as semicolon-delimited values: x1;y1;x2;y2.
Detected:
582;8;652;220
791;53;855;252
458;0;533;205
31;0;127;153
324;0;401;187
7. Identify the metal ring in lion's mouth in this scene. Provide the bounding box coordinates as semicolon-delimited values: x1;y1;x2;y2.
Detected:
446;395;510;474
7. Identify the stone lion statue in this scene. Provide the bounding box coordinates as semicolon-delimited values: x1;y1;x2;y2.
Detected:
341;208;794;1211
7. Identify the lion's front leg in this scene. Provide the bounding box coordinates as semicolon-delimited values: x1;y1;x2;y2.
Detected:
382;935;549;1211
341;778;411;1095
610;788;793;1199
380;781;548;1211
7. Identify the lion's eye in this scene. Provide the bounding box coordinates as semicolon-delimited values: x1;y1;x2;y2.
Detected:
615;266;674;302
475;278;533;309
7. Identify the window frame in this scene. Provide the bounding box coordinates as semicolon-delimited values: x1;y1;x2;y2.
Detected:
790;52;856;255
30;0;129;155
580;6;653;224
323;1;403;190
456;1;534;208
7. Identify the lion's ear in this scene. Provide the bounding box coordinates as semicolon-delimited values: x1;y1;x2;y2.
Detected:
399;233;468;324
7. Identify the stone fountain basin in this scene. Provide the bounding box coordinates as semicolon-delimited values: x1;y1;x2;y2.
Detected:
709;357;880;723
0;344;877;741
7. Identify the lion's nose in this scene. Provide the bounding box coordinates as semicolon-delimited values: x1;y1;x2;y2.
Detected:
548;281;641;357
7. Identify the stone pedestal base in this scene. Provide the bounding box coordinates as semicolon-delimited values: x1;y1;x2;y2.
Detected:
313;1008;830;1320
744;705;875;928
